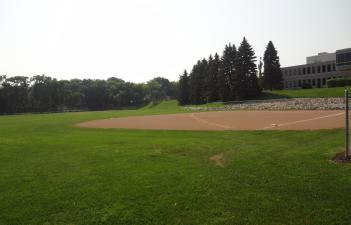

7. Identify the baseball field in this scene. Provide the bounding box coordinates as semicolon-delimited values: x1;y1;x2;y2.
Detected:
1;100;351;224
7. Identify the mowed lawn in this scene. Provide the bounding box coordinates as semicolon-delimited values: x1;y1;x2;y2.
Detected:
262;86;350;99
1;101;351;224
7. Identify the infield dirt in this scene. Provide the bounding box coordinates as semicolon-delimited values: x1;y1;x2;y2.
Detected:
77;110;346;131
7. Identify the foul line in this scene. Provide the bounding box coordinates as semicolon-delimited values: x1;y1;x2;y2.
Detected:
190;113;233;129
259;112;345;130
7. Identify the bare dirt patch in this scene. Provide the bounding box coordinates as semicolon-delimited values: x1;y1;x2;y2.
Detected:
209;153;225;168
76;110;346;131
330;152;351;164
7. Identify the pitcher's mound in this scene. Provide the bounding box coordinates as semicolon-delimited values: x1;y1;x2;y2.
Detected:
77;110;345;131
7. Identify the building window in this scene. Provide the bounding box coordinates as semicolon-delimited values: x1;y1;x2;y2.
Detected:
312;79;316;86
333;64;336;71
303;68;306;75
327;64;331;72
312;67;315;74
347;53;351;62
307;67;311;74
337;53;345;64
317;66;321;73
322;65;326;73
322;78;326;85
298;68;301;75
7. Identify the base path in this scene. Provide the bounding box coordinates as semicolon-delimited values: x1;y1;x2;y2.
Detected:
77;110;346;131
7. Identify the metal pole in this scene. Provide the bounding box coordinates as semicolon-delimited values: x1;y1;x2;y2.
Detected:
346;90;349;159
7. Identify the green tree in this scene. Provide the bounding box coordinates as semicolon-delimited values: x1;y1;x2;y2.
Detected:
83;79;110;110
204;54;220;102
64;79;86;109
119;82;145;107
189;59;207;104
262;41;283;90
233;37;261;100
1;76;29;113
153;77;174;98
178;70;190;105
29;75;65;112
145;77;176;102
146;79;164;102
218;44;235;101
0;75;6;113
106;77;126;107
169;81;179;100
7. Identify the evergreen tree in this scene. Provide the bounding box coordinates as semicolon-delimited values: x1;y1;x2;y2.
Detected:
189;60;207;104
233;37;261;100
227;44;237;99
178;70;190;105
204;54;220;102
197;58;208;103
258;57;263;79
258;57;263;87
218;44;233;101
262;41;283;90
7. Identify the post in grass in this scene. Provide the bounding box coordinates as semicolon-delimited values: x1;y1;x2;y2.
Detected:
345;89;350;159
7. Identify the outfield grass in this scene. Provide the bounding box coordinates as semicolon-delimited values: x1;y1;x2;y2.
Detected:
262;86;350;99
1;102;351;224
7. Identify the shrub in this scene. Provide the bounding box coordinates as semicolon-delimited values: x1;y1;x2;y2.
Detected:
327;78;351;88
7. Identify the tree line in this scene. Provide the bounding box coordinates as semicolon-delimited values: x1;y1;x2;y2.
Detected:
0;38;283;114
178;38;283;105
0;75;177;114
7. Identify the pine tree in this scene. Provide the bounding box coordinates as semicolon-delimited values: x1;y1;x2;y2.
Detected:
189;59;207;104
218;44;233;101
258;57;263;88
178;70;190;105
234;37;261;100
262;41;283;90
227;44;237;99
198;58;208;103
204;54;220;102
258;57;263;79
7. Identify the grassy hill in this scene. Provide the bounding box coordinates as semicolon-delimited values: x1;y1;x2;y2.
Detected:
181;87;351;108
0;103;351;224
262;87;349;99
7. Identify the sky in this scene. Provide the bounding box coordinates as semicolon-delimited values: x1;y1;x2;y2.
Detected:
0;0;350;83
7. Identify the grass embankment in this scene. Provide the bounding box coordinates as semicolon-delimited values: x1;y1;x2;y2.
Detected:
0;102;350;224
262;86;349;99
185;87;350;107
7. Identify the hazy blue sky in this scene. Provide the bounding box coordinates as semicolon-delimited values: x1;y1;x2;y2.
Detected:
0;0;350;82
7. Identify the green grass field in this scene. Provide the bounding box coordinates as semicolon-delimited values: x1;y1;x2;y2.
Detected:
1;101;351;224
185;87;350;107
262;86;350;99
